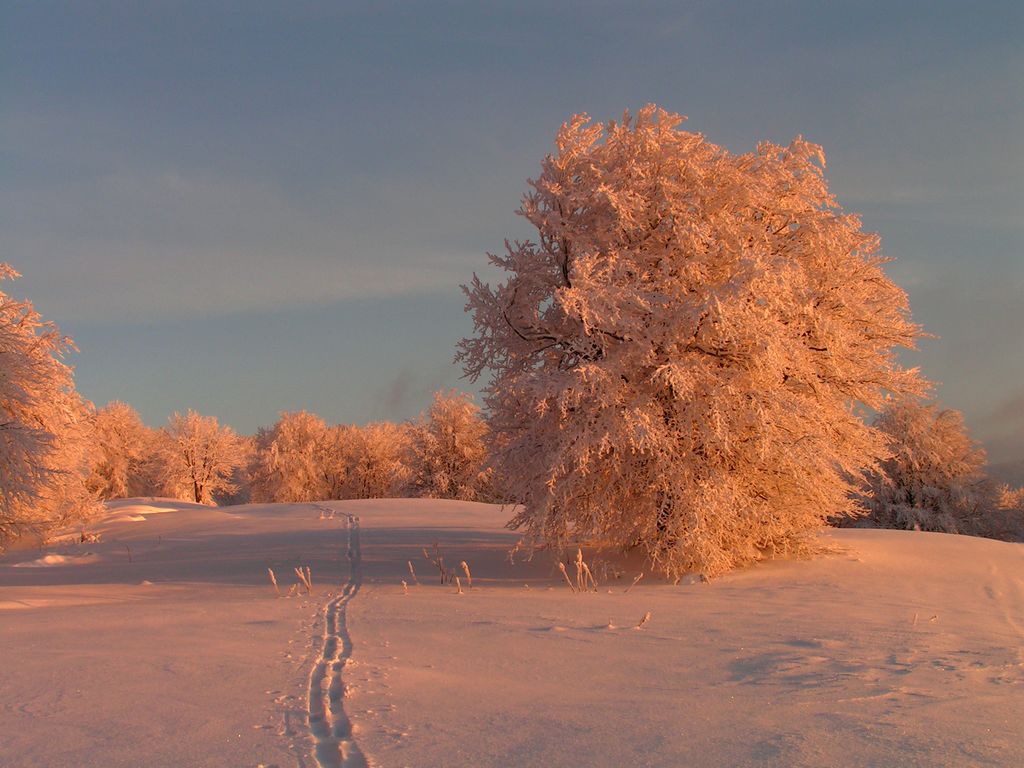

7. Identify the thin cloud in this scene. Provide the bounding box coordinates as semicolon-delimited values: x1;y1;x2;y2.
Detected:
4;168;493;324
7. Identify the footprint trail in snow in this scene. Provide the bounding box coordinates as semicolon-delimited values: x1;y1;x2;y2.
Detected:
307;513;367;768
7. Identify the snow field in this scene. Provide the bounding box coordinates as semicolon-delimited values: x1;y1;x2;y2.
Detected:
1;498;1022;767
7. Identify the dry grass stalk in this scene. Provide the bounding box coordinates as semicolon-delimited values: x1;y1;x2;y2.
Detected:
268;567;280;595
294;566;313;594
455;575;464;595
625;572;644;593
287;583;299;597
423;544;450;584
634;611;652;630
407;560;420;585
557;562;577;593
581;561;598;592
460;560;472;589
401;579;408;595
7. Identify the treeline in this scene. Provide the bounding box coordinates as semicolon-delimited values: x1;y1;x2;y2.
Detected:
2;260;1021;557
87;391;494;508
82;393;1024;540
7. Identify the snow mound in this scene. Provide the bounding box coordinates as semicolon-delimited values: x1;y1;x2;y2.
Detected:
105;498;207;515
11;553;100;568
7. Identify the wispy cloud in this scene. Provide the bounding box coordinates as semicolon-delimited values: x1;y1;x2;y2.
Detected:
4;166;500;324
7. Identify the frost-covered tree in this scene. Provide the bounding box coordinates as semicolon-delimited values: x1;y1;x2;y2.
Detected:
318;425;353;500
458;106;925;577
992;485;1024;541
0;265;100;547
87;401;159;499
250;411;335;503
407;391;491;501
865;398;995;533
156;410;246;505
341;421;412;499
997;485;1024;512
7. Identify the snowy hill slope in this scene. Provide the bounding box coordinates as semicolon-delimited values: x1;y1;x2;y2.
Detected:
1;499;1021;767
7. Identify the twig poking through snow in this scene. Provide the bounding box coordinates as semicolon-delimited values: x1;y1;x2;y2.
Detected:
402;580;408;595
268;568;280;595
408;560;419;586
124;544;132;564
455;576;464;595
460;560;472;589
634;611;652;630
625;572;644;593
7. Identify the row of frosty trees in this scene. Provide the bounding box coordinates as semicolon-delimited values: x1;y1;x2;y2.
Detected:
85;395;492;507
0;382;493;548
2;105;1021;572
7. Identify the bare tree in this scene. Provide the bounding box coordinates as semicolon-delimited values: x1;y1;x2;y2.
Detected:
458;105;926;577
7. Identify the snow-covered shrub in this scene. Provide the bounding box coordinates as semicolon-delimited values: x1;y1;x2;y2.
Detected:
155;410;246;505
864;399;995;533
458;105;925;577
0;265;100;547
406;391;491;501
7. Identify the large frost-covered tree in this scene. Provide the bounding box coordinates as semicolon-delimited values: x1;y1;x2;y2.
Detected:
865;398;994;533
156;410;246;505
407;391;491;501
0;265;99;546
458;106;925;577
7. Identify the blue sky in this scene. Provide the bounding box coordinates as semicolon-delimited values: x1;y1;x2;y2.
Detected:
2;1;1021;467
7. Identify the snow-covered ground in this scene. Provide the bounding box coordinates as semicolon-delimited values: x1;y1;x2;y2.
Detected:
1;499;1021;767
